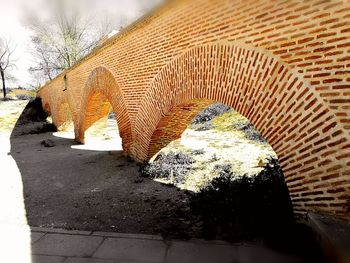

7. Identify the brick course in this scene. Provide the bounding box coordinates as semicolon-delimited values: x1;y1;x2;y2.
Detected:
38;0;350;219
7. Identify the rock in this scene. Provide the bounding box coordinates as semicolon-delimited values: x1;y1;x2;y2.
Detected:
41;139;55;147
193;149;205;155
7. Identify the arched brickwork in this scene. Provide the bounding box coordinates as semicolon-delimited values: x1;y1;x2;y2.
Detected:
48;93;71;129
55;102;73;130
40;90;53;117
37;0;350;218
148;98;214;158
134;43;350;218
38;76;71;129
77;67;132;152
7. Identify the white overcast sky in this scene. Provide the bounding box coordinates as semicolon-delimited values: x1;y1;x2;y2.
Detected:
0;0;162;88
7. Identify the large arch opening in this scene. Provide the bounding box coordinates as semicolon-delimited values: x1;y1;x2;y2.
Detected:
134;43;350;219
142;99;295;240
147;99;215;159
145;100;279;190
77;67;132;153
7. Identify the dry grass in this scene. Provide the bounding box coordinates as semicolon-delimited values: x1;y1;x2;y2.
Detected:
7;89;36;98
0;100;28;133
0;89;36;133
149;110;277;192
0;88;36;100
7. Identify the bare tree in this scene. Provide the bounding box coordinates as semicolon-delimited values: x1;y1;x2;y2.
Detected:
26;0;162;85
27;1;114;83
0;38;16;98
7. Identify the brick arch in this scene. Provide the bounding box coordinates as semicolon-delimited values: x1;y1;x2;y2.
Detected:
77;67;132;152
55;100;73;130
48;93;72;129
134;43;350;217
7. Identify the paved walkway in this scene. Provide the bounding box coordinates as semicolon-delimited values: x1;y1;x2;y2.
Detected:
30;227;303;263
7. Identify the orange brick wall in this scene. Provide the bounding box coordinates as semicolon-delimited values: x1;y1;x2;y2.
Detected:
38;0;350;219
148;98;214;158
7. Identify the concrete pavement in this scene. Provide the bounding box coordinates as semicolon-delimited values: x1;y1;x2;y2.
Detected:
30;227;303;263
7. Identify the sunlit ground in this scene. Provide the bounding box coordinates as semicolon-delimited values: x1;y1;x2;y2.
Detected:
0;100;31;262
53;115;123;151
0;100;28;132
150;110;277;192
53;109;276;194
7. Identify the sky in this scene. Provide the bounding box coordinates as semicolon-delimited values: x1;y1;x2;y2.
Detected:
0;0;162;88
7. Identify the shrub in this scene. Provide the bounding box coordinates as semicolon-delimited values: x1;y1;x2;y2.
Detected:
141;152;194;184
11;97;57;136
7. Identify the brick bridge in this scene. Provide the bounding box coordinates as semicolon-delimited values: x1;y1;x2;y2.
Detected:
37;0;350;219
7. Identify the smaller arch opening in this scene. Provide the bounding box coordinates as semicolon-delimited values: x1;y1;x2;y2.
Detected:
75;91;122;151
52;102;75;140
57;102;73;131
43;102;54;125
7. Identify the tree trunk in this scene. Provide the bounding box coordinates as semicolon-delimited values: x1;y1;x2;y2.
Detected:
0;68;6;98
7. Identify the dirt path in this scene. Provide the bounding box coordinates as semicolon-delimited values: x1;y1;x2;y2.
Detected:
11;132;193;238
